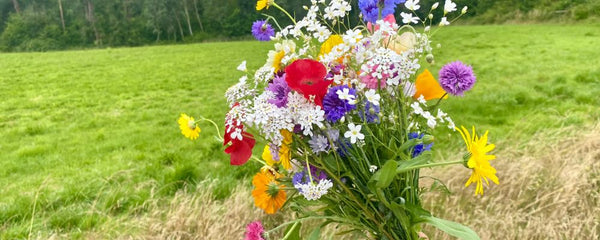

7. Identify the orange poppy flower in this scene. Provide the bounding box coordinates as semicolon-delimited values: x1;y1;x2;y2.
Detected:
413;69;448;100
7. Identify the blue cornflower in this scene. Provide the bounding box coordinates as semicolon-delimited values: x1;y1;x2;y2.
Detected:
359;0;406;23
360;102;381;123
323;85;357;122
358;0;379;23
381;0;406;17
408;132;433;158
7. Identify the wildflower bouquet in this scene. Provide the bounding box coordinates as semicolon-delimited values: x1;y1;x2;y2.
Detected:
180;0;499;239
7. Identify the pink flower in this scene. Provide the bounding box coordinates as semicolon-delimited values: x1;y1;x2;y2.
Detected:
360;64;388;89
367;14;397;33
244;221;265;240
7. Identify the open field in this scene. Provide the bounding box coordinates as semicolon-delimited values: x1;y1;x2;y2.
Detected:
1;24;599;238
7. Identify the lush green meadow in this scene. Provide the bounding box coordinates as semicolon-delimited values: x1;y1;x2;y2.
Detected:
1;24;599;238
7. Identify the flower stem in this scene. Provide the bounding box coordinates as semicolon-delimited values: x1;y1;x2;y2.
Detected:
272;3;296;24
199;117;224;142
397;159;464;174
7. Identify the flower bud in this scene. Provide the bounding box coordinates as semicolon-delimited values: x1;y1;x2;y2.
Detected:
462;6;468;14
422;135;434;145
426;54;434;64
428;14;433;19
432;2;439;10
303;5;309;10
424;26;431;32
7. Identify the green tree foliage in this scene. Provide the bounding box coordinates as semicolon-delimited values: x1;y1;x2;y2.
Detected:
0;0;597;52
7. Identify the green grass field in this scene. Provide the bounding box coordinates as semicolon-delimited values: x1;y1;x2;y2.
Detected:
1;24;599;238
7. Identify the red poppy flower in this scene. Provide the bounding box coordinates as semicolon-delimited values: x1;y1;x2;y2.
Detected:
224;103;256;166
224;130;256;166
285;59;332;106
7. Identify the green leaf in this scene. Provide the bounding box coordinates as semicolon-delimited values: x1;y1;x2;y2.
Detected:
307;226;321;240
422;216;480;240
376;160;398;188
283;222;302;240
398;138;418;152
396;152;432;174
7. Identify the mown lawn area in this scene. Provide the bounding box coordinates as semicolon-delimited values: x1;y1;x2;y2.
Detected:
0;24;599;238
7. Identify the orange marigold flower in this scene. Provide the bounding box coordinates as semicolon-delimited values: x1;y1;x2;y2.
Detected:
252;170;286;214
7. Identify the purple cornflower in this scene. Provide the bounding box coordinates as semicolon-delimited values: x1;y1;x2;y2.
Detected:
439;61;476;96
408;133;433;158
359;0;379;23
323;85;357;122
309;134;329;153
266;74;291;107
251;20;275;41
360;102;381;123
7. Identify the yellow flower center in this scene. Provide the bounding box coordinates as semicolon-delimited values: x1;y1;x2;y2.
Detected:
187;120;196;130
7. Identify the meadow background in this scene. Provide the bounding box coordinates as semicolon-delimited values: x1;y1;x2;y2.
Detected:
1;0;600;239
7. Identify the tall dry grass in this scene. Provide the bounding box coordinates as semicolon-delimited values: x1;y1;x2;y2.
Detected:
128;125;599;240
423;124;600;239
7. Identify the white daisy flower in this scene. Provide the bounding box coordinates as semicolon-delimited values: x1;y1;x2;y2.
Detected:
439;17;450;26
404;0;420;11
444;0;457;14
365;89;381;106
401;12;420;24
344;123;364;144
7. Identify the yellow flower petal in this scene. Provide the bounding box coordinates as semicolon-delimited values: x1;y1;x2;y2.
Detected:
319;35;344;59
458;126;499;195
178;113;200;140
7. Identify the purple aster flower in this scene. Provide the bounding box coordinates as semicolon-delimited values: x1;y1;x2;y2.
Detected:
251;20;275;42
359;0;379;23
439;61;476;96
309;134;329;153
408;132;433;158
323;85;357;122
266;74;291;107
360;102;381;123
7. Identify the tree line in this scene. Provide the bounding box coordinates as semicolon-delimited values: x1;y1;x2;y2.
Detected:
0;0;596;52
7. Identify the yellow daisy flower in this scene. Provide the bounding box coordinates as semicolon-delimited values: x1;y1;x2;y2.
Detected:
266;40;296;73
178;113;201;140
457;126;499;195
319;35;344;58
256;0;273;11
